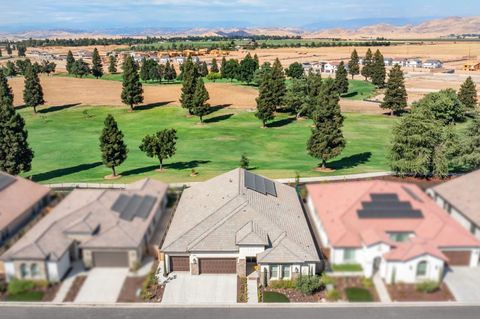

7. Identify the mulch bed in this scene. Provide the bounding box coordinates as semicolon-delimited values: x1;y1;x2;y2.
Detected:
387;283;455;302
263;287;327;302
117;276;146;303
42;283;61;302
335;277;379;302
63;276;87;302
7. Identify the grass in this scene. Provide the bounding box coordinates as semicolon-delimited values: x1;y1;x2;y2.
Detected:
342;80;377;100
263;291;290;303
55;72;182;85
345;287;373;302
331;264;363;272
19;104;394;184
6;291;44;301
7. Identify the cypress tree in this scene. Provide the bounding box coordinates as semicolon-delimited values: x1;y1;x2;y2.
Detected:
91;48;103;79
66;50;75;74
139;128;177;171
192;78;210;123
108;55;117;73
307;78;345;169
220;56;227;78
180;57;199;114
140;57;150;81
381;64;408;115
334;61;349;94
348;49;360;79
371;49;386;87
0;104;34;175
458;76;478;111
121;55;143;110
255;70;276;127
99;114;128;177
0;69;14;107
210;58;219;73
361;48;373;80
23;64;44;113
270;58;286;109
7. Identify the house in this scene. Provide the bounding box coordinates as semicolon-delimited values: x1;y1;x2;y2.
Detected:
0;172;50;246
427;170;480;240
161;169;321;285
324;62;339;74
175;56;186;64
464;62;480;71
159;55;171;64
423;60;443;69
306;181;480;284
406;59;423;68
384;58;393;66
392;58;407;67
302;62;313;73
1;178;168;282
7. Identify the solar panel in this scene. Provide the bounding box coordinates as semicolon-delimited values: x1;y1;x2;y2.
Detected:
357;192;423;219
255;174;266;194
112;194;157;221
0;173;16;191
244;170;277;197
370;193;398;201
121;194;143;221
244;170;255;190
136;195;156;219
358;208;423;219
264;179;277;197
111;194;130;213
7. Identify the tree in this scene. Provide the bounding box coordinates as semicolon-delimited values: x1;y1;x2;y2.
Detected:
371;49;386;87
108;55;117;73
17;45;26;57
238;53;257;83
66;50;75;74
334;61;349;94
270;58;286;109
5;61;17;77
71;59;90;78
223;59;239;81
198;61;209;77
304;71;323;118
121;55;144;110
91;48;103;79
255;70;276;127
285;62;304;79
0;105;34;174
140;58;151;81
139;129;177;170
206;72;221;82
381;64;408;115
180;57;199;114
458;76;478;111
0;69;14;107
413;89;464;124
0;48;2;57
164;61;176;81
461;113;480;169
240;154;250;169
23;64;44;113
253;62;271;86
6;43;12;56
285;77;308;118
307;78;345;169
210;58;219;73
348;49;360;79
191;78;210;122
361;48;373;80
99;114;128;177
220;56;227;78
41;60;56;75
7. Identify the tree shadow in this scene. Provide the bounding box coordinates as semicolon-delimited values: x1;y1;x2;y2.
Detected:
342;91;358;98
208;104;232;114
267;117;296;128
31;162;102;182
328;152;372;170
15;104;31;110
135;101;174;111
122;160;211;176
203;113;234;123
37;103;81;114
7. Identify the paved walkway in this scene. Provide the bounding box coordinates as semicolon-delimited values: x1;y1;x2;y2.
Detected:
75;268;129;303
52;261;86;303
373;274;391;303
247;279;258;304
444;267;480;302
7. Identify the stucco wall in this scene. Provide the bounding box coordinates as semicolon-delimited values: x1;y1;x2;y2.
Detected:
383;255;444;284
47;251;71;282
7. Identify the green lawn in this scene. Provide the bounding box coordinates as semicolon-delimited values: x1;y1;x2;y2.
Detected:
55;73;182;85
331;264;363;272
263;291;290;303
6;291;44;301
19;104;394;184
342;80;377;100
345;287;374;302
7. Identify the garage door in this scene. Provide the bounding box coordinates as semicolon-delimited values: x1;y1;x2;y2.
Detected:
92;251;129;267
170;256;190;271
443;251;471;266
199;258;236;274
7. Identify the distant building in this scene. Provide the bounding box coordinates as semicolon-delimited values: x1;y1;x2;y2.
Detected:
406;59;423;68
391;58;407;67
423;60;443;69
464;62;480;71
324;62;340;74
159;55;171;64
384;58;393;66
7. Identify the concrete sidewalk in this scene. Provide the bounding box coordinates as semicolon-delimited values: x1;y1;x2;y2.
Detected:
247;279;258;304
373;274;391;303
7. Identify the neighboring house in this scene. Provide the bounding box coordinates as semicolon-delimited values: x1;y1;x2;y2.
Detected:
427;170;480;240
392;58;407;67
324;62;339;74
159;55;171;64
175;56;186;64
384;58;393;66
423;60;443;69
306;181;480;284
161;169;321;285
0;172;50;246
464;62;480;71
406;59;423;68
302;62;313;73
1;178;168;282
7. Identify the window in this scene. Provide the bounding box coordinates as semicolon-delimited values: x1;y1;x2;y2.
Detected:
343;249;356;262
271;265;279;279
30;264;40;278
416;261;428;277
282;265;290;279
20;263;29;278
388;232;414;242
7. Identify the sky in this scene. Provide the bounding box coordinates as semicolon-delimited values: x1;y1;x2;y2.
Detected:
1;0;480;32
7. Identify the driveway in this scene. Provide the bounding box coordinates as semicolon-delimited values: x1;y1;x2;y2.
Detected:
444;267;480;302
162;273;237;304
75;268;129;303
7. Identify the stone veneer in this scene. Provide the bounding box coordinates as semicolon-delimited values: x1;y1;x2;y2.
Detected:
237;258;246;277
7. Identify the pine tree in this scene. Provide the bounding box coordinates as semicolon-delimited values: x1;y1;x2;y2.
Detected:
462;113;480;169
0;48;2;57
303;71;323;118
0;69;14;107
164;61;176;81
180;57;199;114
253;54;260;70
223;59;239;81
371;49;386;87
210;58;219;73
458;76;478;111
192;78;210;123
139;129;177;170
23;64;44;113
5;61;16;77
348;49;360;79
140;57;150;81
220;56;227;78
413;89;464;124
0;105;34;174
381;64;408;115
253;62;271;86
66;50;75;74
270;58;286;109
91;48;103;79
238;53;257;83
17;45;26;57
307;78;345;169
108;55;117;73
71;59;90;78
121;55;143;110
198;61;209;77
99;114;128;177
361;48;373;80
255;70;276;127
240;154;250;169
6;43;12;56
284;77;308;118
334;61;349;94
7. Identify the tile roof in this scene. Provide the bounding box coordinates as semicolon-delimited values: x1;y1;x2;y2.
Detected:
307;180;480;261
162;169;320;264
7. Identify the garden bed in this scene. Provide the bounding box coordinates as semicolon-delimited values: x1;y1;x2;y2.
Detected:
387;283;455;302
2;280;59;302
63;276;87;302
139;263;164;302
117;276;147;302
237;277;248;303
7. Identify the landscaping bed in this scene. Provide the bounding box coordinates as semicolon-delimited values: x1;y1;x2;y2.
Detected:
139;264;164;302
237;277;248;303
63;276;87;302
261;278;327;303
387;282;455;302
2;280;59;302
117;276;147;302
333;277;379;302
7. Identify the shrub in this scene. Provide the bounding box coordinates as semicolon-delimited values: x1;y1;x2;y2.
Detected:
416;280;440;293
269;279;296;289
7;279;36;295
326;289;341;301
295;275;323;295
361;277;373;289
320;273;336;286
